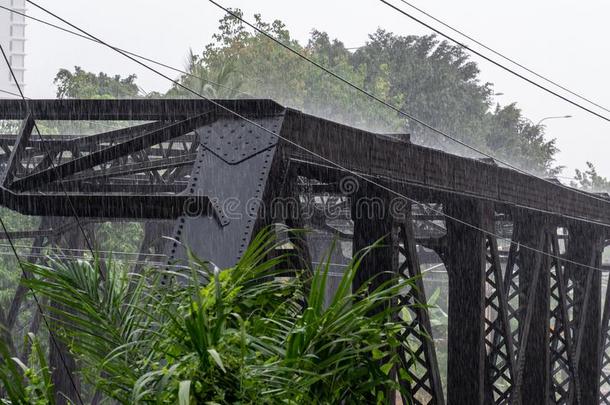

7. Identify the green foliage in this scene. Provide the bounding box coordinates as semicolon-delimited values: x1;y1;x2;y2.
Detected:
198;12;399;132
427;287;447;328
0;333;55;405
190;10;560;174
95;222;144;254
0;209;39;305
571;161;610;192
54;66;140;99
164;49;243;99
0;229;414;404
0;209;40;353
50;11;561;174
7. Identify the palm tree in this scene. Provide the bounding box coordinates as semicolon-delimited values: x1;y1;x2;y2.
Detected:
166;49;245;99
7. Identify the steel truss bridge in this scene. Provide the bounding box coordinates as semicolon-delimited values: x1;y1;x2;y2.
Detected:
1;98;610;404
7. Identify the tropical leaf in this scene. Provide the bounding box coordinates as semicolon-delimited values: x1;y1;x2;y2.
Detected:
4;227;415;404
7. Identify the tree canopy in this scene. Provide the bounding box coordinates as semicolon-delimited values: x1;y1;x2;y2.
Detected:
54;10;561;175
571;161;610;192
54;66;141;99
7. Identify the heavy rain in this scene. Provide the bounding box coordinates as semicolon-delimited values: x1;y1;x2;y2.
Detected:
0;1;608;403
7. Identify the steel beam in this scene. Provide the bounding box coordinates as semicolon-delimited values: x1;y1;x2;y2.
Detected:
483;234;517;404
0;190;208;218
1;114;33;186
565;224;604;404
444;198;488;405
350;184;399;403
0;99;284;120
548;230;580;403
280;110;610;229
57;153;197;183
600;269;610;403
9;113;214;191
351;184;396;293
512;214;549;404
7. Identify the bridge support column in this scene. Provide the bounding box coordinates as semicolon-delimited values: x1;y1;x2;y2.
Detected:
351;184;396;294
444;198;489;405
566;223;603;404
600;254;610;403
352;187;446;403
514;215;550;404
350;184;398;403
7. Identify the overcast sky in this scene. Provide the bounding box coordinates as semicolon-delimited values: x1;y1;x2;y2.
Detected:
14;0;610;179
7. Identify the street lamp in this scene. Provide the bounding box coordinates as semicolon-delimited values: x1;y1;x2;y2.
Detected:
536;115;572;126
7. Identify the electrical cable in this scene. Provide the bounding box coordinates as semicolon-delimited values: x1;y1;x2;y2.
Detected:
377;0;610;122
0;242;167;258
0;42;98;263
0;243;168;259
0;88;28;99
25;0;610;274
394;0;610;114
0;249;176;268
207;1;610;208
0;4;254;99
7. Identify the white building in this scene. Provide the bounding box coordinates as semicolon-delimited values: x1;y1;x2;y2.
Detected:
0;0;26;98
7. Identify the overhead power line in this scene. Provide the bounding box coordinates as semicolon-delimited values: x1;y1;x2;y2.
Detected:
394;0;610;115
0;88;28;99
207;1;610;208
0;248;178;268
24;0;610;274
0;242;167;258
377;0;610;122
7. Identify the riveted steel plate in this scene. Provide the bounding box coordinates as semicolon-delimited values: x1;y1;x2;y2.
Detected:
197;115;283;164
